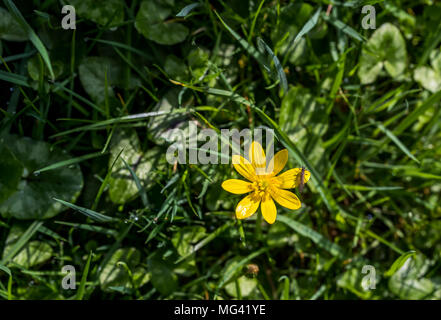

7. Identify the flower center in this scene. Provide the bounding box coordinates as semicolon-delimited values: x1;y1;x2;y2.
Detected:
252;179;269;197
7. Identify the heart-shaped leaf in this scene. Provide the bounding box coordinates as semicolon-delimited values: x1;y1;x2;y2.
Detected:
78;56;119;106
172;226;206;257
388;255;441;299
135;0;189;45
0;135;83;220
99;247;148;291
147;253;178;296
358;23;407;84
69;0;125;27
414;66;441;93
414;48;441;93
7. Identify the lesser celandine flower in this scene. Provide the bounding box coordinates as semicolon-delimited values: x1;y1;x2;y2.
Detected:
222;141;310;224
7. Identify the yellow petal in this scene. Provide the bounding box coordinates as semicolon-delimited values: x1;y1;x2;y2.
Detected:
236;193;261;219
248;141;266;176
232;155;256;182
222;179;252;194
261;193;277;224
266;149;288;176
275;168;311;189
269;187;301;210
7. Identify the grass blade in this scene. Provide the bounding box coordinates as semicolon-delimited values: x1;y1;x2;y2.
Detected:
54;221;118;237
385;251;416;277
53;198;117;223
257;37;288;94
3;0;54;79
292;7;322;45
394;90;441;135
278;215;347;258
372;119;420;164
176;3;201;17
121;157;148;207
76;251;93;300
213;10;268;70
0;264;11;277
35;152;106;174
322;13;366;42
0;70;29;87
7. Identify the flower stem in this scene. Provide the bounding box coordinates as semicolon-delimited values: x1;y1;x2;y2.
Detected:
255;211;262;241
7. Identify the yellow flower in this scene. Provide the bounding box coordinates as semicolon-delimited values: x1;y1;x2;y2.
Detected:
221;141;311;224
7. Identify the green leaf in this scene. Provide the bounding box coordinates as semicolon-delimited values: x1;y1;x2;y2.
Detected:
278;215;347;258
2;223;50;267
27;55;64;82
225;275;258;298
175;221;233;264
78;56;120;106
430;48;441;74
0;135;83;220
135;0;188;45
148;89;189;145
147;253;178;296
172;226;206;257
0;143;23;204
215;248;267;296
99;248;143;291
358;23;407;84
0;7;27;41
414;66;441;93
69;0;125;27
11;241;53;268
108;129;165;204
337;267;373;299
388;255;441;299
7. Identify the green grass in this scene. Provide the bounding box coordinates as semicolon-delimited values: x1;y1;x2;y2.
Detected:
1;0;441;300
